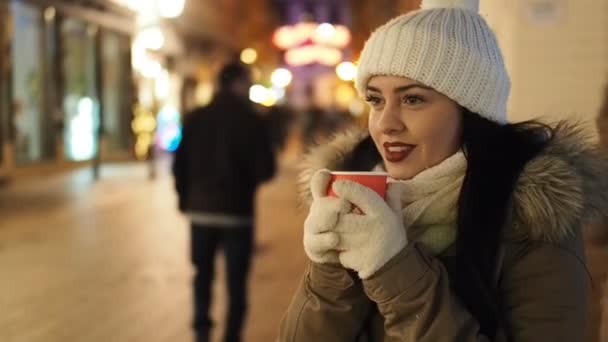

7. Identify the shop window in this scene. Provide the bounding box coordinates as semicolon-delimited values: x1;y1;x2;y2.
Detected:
61;18;99;161
0;2;10;163
11;2;50;163
100;30;132;154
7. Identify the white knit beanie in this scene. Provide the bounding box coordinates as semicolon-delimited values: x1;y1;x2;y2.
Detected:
355;0;510;123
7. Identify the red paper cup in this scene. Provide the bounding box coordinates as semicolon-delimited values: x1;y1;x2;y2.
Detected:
327;171;388;199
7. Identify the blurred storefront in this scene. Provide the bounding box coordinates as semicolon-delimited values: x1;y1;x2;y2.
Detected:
481;0;608;126
0;4;10;179
100;29;133;156
0;0;136;181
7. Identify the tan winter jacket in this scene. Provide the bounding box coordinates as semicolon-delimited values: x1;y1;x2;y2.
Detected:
279;123;608;342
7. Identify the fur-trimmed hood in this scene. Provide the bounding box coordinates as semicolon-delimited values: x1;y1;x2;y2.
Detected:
298;122;608;242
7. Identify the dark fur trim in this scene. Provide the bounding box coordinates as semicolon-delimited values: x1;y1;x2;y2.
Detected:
512;121;608;241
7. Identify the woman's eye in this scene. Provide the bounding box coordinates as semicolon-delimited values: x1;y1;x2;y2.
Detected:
365;95;382;106
403;95;424;105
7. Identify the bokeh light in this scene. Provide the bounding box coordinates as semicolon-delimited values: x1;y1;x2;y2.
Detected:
336;62;357;81
135;26;164;50
271;68;293;88
158;0;185;18
240;48;258;65
249;85;269;104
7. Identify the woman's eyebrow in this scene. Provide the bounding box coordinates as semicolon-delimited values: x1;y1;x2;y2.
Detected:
366;84;432;94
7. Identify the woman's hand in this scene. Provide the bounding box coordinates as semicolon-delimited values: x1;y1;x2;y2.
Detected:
332;180;407;279
303;170;352;264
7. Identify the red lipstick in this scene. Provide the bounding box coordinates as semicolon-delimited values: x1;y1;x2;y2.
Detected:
383;142;416;163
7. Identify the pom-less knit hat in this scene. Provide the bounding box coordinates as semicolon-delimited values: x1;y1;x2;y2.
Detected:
355;0;510;123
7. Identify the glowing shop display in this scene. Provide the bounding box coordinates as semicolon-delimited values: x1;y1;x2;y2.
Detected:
284;45;342;66
272;21;352;66
69;97;97;161
156;106;182;152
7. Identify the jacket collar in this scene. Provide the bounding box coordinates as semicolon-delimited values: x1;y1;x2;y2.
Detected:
298;122;608;242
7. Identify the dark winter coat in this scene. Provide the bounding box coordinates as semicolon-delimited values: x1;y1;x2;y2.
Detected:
173;90;275;216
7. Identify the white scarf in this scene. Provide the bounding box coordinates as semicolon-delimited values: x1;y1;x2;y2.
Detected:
380;151;467;254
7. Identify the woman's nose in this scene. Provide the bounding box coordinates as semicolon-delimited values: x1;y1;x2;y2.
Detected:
378;104;405;135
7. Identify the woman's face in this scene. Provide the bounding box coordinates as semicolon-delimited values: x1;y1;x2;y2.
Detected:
366;75;463;180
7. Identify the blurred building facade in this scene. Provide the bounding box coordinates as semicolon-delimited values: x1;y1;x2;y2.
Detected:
347;0;608;129
0;0;271;182
271;0;351;110
0;0;135;181
481;0;608;126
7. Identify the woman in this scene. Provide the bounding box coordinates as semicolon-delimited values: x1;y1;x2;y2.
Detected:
279;0;608;341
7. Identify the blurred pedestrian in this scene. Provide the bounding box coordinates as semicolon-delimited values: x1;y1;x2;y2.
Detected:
173;61;276;342
279;0;608;341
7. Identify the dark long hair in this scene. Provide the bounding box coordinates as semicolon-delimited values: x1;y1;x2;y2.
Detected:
451;110;552;340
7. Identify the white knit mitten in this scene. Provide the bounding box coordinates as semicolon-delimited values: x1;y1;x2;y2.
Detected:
303;170;352;264
332;180;407;279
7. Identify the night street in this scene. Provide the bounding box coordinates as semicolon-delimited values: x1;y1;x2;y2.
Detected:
0;159;307;342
